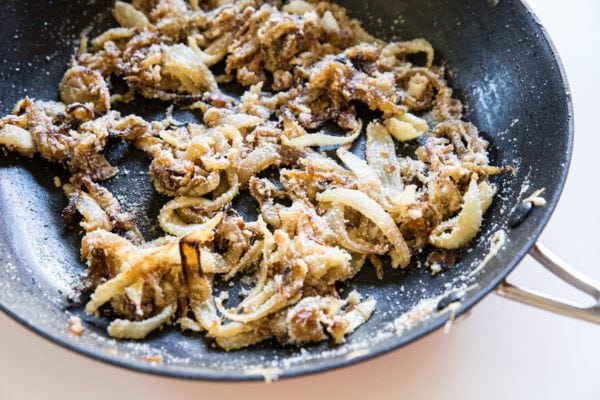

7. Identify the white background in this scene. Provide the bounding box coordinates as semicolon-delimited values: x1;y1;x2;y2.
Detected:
1;1;599;399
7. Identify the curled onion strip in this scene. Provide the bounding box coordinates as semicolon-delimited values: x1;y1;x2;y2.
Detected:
337;147;385;201
91;27;135;49
159;169;238;236
237;144;281;186
179;219;222;331
107;304;176;339
366;122;405;204
84;243;180;314
223;239;264;281
208;320;272;350
429;177;483;249
188;35;224;67
317;188;410;268
219;286;303;323
324;206;388;255
112;1;149;29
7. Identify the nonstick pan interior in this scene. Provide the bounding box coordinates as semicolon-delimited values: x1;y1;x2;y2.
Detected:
0;0;572;380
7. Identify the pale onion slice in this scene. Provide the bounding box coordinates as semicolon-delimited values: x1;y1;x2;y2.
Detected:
478;180;497;213
199;250;230;274
162;44;218;93
296;235;353;283
221;290;303;324
77;192;111;232
284;121;362;148
366;122;404;202
0;124;35;157
336;148;384;199
317;188;410;268
407;73;429;99
385;113;428;142
233;276;278;312
300;152;351;176
204;110;264;132
63;184;112;232
209;321;252;339
401;112;429;133
85;243;181;314
320;11;340;32
107;304;176;339
397;184;417;206
429;177;483;249
523;188;547;207
112;1;149;29
59;67;110;114
214;124;244;151
188;35;224;67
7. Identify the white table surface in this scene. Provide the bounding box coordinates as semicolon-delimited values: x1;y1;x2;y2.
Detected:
2;1;599;399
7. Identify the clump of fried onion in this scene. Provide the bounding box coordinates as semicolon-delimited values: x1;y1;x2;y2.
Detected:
0;0;504;350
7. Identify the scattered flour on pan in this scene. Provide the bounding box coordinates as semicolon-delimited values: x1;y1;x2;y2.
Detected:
393;283;476;336
393;297;440;336
469;229;507;277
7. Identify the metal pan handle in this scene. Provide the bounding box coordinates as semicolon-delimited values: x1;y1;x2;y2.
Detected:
496;243;600;323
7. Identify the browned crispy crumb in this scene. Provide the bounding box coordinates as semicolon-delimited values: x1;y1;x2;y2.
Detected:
141;354;163;363
68;316;85;336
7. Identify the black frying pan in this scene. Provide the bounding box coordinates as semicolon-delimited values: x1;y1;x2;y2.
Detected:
0;0;578;380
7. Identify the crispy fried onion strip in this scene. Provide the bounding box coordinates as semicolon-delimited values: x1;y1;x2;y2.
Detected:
317;188;410;268
429;177;485;249
83;232;181;314
275;292;376;345
335;122;417;213
179;218;222;331
283;120;362;148
237;144;281;187
107;303;176;339
159;169;238;236
366;123;404;199
324;206;388;255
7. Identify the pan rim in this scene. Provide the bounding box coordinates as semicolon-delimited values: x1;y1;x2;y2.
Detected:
0;0;574;382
